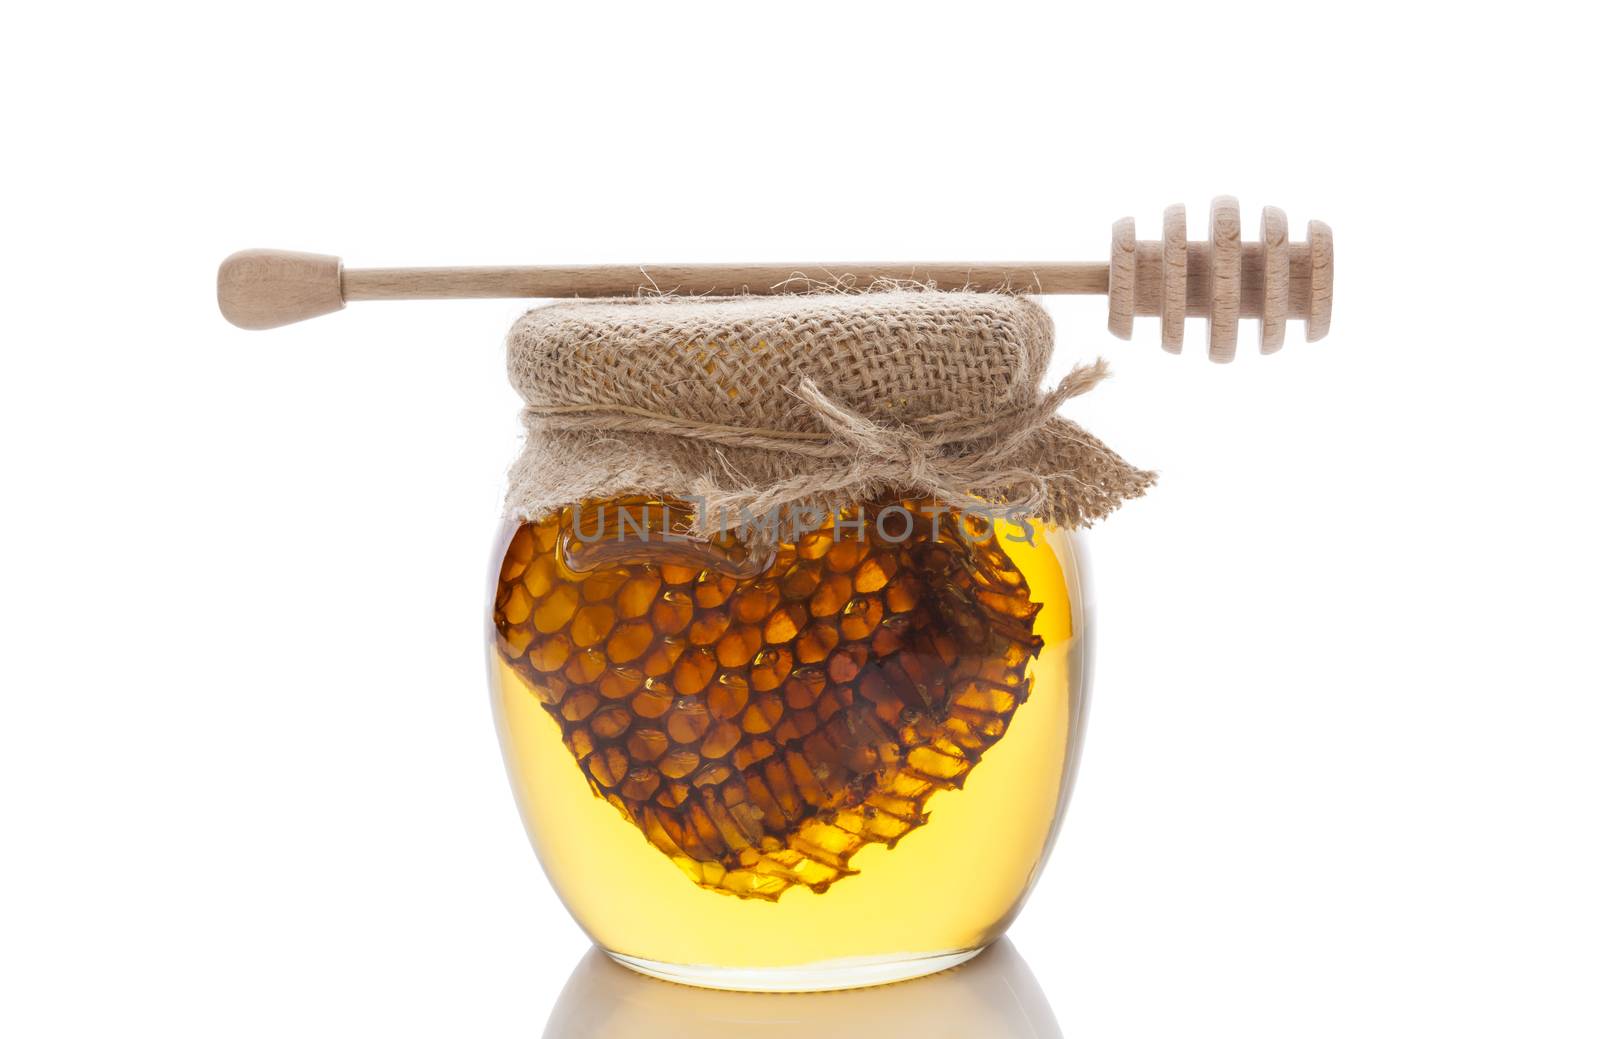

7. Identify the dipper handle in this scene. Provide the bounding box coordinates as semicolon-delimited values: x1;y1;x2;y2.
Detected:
218;197;1334;360
217;249;344;330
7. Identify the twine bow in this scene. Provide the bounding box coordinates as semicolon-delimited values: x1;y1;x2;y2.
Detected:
521;359;1112;535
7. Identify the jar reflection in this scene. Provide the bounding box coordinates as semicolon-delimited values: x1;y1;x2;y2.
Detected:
541;938;1062;1039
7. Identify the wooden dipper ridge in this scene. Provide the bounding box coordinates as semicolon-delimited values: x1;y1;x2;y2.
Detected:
217;196;1333;360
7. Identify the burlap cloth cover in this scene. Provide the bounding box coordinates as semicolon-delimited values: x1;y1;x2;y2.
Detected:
505;291;1153;545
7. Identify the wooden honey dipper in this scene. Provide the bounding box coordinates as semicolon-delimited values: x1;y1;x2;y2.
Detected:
217;195;1332;360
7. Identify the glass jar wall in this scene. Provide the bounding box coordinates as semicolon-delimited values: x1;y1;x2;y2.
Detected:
487;496;1090;991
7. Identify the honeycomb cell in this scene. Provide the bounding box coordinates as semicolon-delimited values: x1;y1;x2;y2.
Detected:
749;647;793;692
590;704;632;739
659;563;697;586
794;622;840;664
839;596;884;641
523;555;557;598
666;697;711;744
700;720;742;759
570;604;616;647
582;568;629;603
616;573;662;619
528;635;571;673
626;727;668;762
707;674;750;720
661;748;702;779
715;626;762;668
621;768;661;802
598;666;643;700
694;573;736;609
501;626;532;659
672;648;718;695
730;584;775;624
687;609;731;647
631;683;674;719
534;584;580;633
500;526;534;582
742;693;784;734
781;565;821;601
783;668;825;710
809;573;852;617
853;553;895;593
762;603;806;645
641;637;685;677
564;648;606;685
605;621;653;663
502;584;533;626
561;689;600;723
651;590;694;635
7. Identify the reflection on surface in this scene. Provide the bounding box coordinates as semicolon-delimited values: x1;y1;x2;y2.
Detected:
542;939;1062;1038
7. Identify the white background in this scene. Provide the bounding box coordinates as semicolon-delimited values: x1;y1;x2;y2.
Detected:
3;3;1596;1035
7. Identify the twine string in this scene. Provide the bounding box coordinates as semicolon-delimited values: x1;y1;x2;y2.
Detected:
521;360;1111;531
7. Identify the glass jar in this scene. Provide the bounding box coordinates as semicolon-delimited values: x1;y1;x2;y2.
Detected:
487;495;1090;991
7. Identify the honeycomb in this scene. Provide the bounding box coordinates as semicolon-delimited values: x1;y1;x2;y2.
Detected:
492;498;1043;900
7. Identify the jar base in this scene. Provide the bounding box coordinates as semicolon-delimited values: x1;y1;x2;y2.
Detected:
605;946;987;993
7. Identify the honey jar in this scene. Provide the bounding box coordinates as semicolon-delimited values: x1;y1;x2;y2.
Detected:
485;292;1149;990
212;198;1333;993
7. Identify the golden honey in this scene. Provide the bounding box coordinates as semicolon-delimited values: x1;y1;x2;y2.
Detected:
489;497;1087;989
